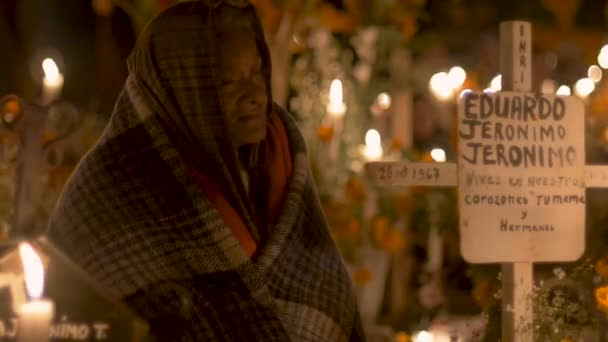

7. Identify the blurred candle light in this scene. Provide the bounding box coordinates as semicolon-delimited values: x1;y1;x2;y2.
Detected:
415;330;434;342
556;85;571;96
574;78;595;98
490;74;502;92
588;65;603;83
325;79;347;177
447;66;466;89
429;72;453;100
41;58;63;106
363;129;383;161
430;148;446;163
327;79;346;117
598;45;608;69
18;243;54;342
376;92;391;110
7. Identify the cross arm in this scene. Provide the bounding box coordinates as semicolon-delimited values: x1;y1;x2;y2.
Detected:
366;162;608;189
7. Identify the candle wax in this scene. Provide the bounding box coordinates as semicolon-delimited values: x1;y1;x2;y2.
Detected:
18;299;54;342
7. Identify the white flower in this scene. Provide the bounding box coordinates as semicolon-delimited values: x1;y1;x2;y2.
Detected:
553;268;566;280
353;63;372;86
311;28;332;50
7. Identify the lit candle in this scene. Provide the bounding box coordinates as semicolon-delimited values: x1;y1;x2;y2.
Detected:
326;79;347;173
362;129;383;228
18;243;54;342
327;79;346;118
362;129;383;161
426;149;446;273
40;58;64;106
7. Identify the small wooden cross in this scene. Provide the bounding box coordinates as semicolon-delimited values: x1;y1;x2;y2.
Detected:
366;21;608;341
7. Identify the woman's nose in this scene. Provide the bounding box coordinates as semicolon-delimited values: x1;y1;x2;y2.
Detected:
242;84;265;105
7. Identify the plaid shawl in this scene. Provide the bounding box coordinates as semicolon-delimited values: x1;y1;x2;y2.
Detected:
47;1;363;341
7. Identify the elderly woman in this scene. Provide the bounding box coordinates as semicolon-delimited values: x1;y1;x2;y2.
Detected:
47;0;363;341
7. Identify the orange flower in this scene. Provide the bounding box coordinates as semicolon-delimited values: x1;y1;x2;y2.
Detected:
597;258;608;278
2;96;22;125
382;229;406;254
421;152;434;163
595;286;608;313
345;219;361;239
399;14;418;41
394;331;411;342
371;216;390;245
344;178;366;203
317;125;334;142
319;3;359;34
3;98;20;115
389;138;403;152
472;279;496;308
411;186;430;195
352;267;373;286
392;192;412;217
43;130;56;146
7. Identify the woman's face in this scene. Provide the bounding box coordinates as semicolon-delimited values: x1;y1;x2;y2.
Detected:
218;30;268;148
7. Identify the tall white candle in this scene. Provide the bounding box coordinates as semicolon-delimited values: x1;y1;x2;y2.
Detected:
426;150;446;273
40;58;64;106
17;243;54;342
326;79;346;179
327;79;346;118
19;300;54;342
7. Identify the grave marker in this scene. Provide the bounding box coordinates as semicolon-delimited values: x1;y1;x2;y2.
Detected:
365;21;608;341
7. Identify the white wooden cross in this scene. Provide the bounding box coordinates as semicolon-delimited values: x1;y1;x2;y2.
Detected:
366;21;608;341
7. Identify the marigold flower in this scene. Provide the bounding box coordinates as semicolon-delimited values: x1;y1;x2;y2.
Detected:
394;331;411;342
382;229;406;254
392;192;412;216
595;286;608;314
344;178;366;203
317;125;334;142
371;216;390;245
389;138;402;152
472;279;495;308
421;152;435;162
352;268;373;286
596;258;608;278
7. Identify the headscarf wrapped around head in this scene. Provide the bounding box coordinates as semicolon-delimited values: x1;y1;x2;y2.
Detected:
47;1;364;339
127;0;273;236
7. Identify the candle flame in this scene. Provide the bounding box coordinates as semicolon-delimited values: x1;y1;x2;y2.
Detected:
327;79;346;117
598;45;608;69
42;58;61;83
490;74;502;92
429;72;453;100
430;148;446;163
447;66;466;88
364;129;383;160
329;79;343;105
574;77;595;98
19;243;45;299
376;92;391;110
556;85;571;96
414;330;434;342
